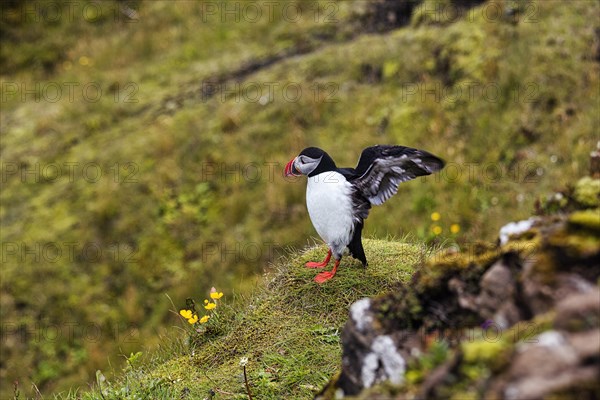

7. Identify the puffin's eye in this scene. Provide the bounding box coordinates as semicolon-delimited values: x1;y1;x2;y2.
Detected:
299;157;305;164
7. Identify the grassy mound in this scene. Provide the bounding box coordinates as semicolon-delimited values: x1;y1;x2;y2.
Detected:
74;239;426;399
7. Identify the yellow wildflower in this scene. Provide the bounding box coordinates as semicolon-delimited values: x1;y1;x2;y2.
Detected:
432;225;442;235
431;212;441;221
204;302;216;310
79;56;90;66
179;309;198;324
200;315;210;324
450;224;461;234
210;289;224;300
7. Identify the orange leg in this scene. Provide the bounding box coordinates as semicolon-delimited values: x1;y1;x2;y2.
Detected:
305;249;332;269
314;259;340;284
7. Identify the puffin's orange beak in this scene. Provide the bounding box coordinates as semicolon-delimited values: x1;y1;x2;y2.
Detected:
284;158;301;177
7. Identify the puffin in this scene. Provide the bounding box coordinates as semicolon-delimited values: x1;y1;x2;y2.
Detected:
284;145;445;283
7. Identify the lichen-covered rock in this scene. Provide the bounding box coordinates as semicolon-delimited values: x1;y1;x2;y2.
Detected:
333;299;410;396
318;177;599;399
496;329;597;400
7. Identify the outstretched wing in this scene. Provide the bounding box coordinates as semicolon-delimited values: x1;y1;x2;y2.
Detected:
351;145;444;206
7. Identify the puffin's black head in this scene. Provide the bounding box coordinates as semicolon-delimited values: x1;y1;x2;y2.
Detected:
284;147;337;177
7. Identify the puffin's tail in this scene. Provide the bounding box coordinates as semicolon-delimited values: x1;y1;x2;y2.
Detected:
348;222;368;268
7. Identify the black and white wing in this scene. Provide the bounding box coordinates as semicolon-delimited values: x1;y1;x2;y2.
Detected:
351;145;445;206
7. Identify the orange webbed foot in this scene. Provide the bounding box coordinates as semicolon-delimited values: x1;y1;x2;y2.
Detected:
305;249;331;269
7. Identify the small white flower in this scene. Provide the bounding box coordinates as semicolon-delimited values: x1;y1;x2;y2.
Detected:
239;357;248;367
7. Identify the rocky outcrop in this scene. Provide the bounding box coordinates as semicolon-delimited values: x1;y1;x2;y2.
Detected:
317;175;599;399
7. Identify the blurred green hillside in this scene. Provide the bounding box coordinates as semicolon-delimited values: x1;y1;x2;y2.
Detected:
1;0;598;397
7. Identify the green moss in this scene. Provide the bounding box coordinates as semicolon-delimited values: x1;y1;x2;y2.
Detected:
449;391;478;400
547;216;600;260
574;177;600;208
405;369;424;385
449;333;514;396
418;241;498;292
461;339;508;366
403;340;450;388
529;312;556;337
501;234;540;259
569;209;600;232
